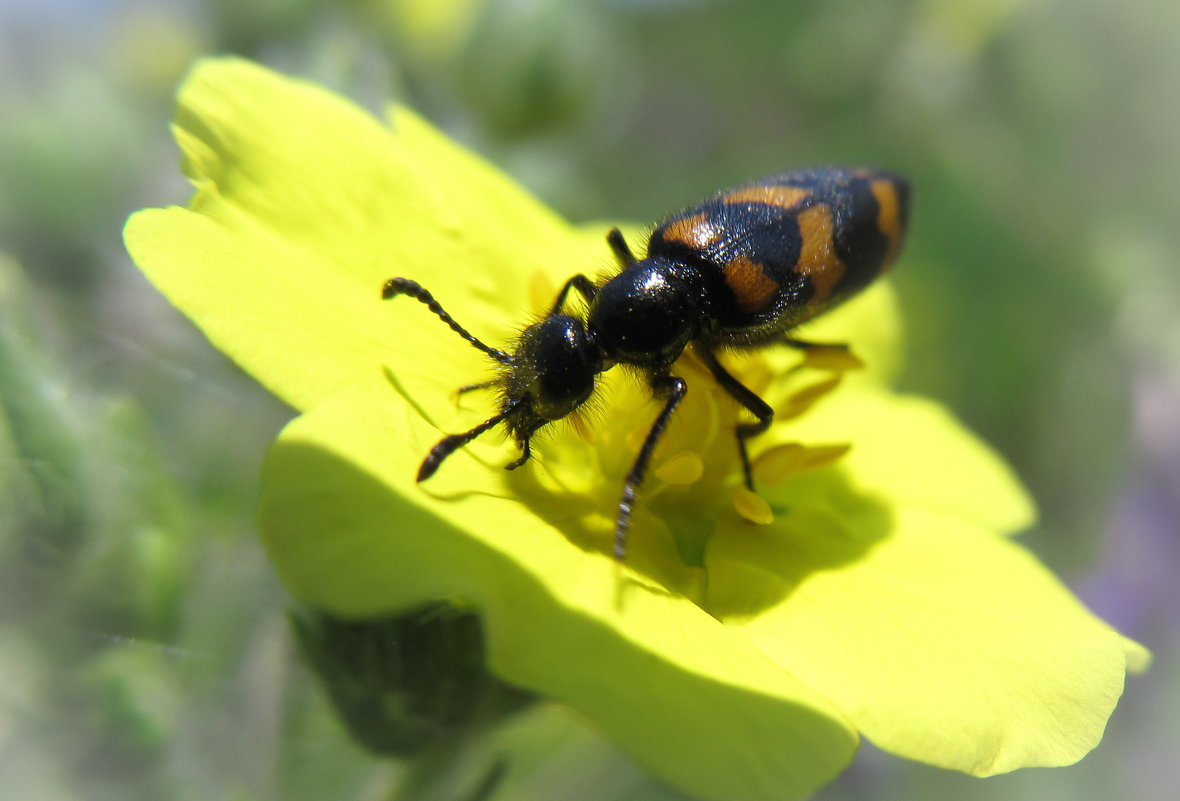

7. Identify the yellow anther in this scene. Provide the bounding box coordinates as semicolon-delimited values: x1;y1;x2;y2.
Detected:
801;344;864;372
796;443;851;470
778;375;842;420
752;443;808;482
754;441;852;483
733;487;774;525
654;451;704;485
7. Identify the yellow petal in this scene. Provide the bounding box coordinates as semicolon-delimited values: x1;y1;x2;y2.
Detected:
259;388;859;801
710;506;1131;774
124;57;604;412
768;388;1037;535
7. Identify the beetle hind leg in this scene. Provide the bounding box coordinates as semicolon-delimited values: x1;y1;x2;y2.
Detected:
696;348;773;492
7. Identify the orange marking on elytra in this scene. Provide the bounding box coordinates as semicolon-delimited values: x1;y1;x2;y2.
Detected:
795;204;846;307
722;184;811;209
870;179;903;267
724;255;777;314
661;212;721;250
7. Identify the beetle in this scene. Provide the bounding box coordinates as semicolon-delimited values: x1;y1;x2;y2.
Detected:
383;168;910;559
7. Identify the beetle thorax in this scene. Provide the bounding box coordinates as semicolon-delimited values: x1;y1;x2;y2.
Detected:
587;258;701;370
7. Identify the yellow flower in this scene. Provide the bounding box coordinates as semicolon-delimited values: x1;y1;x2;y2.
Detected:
124;58;1148;801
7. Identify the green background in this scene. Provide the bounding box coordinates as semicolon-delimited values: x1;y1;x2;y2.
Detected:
1;0;1177;799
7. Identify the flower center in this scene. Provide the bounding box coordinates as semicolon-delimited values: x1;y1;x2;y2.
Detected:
519;339;858;575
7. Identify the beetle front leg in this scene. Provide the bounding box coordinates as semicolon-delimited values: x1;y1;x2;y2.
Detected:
547;274;598;316
606;227;638;267
613;373;687;560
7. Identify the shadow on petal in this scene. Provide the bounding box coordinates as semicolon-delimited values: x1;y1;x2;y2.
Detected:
703;468;893;618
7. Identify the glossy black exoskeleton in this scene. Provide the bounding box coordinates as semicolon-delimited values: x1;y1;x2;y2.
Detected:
383;168;910;558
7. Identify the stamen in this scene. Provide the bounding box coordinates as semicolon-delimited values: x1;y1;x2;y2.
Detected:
732;487;773;525
753;442;852;483
777;375;843;420
800;344;864;372
796;443;851;470
654;451;704;485
752;443;807;482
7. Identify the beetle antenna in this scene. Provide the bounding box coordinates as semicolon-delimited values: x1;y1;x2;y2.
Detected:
418;410;509;481
383;277;513;365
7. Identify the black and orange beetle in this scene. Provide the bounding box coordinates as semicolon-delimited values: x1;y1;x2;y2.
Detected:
384;168;910;558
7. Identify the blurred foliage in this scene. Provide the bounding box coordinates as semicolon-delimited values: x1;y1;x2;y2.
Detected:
1;0;1178;799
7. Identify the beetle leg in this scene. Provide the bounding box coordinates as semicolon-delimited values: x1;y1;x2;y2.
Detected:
696;348;773;492
606;227;638;267
454;380;497;401
505;438;531;470
547;274;598;316
613;374;687;560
